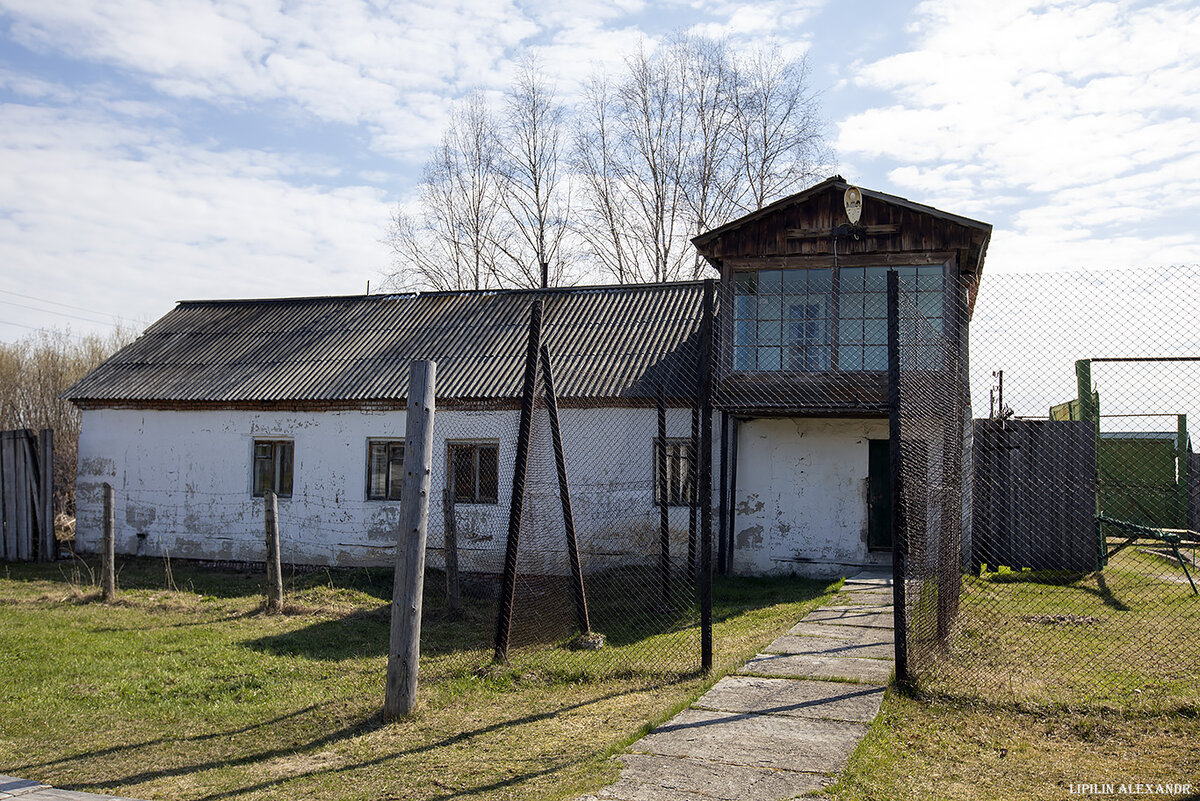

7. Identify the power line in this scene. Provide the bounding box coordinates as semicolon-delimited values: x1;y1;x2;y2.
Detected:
0;287;117;317
0;298;117;326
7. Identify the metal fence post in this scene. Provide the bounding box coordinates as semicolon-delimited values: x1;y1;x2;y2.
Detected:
699;279;715;672
887;269;910;687
494;299;544;663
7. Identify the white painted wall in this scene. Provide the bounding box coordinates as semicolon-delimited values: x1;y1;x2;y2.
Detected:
75;405;715;573
730;417;891;578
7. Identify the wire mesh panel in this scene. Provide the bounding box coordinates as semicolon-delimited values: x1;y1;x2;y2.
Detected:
423;287;713;680
889;268;967;682
893;265;1200;710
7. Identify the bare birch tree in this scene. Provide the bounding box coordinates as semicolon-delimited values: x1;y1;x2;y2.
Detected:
388;34;829;290
729;45;828;212
387;93;504;291
494;57;574;288
572;36;828;284
573;42;694;284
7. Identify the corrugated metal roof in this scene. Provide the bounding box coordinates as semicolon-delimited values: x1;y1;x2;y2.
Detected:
64;282;708;405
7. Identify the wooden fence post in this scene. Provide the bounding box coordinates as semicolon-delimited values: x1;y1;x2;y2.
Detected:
102;482;116;603
442;484;462;618
384;360;436;720
264;490;283;614
38;429;54;562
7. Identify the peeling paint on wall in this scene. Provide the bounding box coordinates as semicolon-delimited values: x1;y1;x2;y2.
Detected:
736;525;764;548
74;405;722;573
731;417;892;579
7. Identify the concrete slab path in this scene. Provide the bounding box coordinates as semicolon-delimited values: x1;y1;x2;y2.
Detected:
578;568;895;801
0;776;143;801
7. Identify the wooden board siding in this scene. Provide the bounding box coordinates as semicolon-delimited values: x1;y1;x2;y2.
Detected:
694;183;989;276
971;419;1097;572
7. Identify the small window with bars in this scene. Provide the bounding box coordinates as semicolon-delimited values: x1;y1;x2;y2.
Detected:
448;441;500;504
252;439;293;498
366;440;405;501
654;438;694;507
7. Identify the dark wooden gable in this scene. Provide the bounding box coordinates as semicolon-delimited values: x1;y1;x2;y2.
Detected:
693;176;991;280
695;177;993;416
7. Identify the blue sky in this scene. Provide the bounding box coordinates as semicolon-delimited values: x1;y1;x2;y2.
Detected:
1;0;1198;342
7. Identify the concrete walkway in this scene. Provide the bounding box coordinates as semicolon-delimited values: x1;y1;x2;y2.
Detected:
0;775;143;801
578;569;895;801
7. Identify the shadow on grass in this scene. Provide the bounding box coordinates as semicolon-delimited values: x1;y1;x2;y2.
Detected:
55;685;656;801
12;703;326;774
903;682;1200;719
245;570;830;662
1089;572;1133;612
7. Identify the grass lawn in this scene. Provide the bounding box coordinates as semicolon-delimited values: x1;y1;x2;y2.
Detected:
0;556;834;800
823;548;1200;800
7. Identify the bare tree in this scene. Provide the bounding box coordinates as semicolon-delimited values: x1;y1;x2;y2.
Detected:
572;73;637;284
0;325;139;515
573;42;694;284
494;57;574;288
387;93;504;291
675;34;740;278
572;35;827;284
729;45;829;212
389;35;829;290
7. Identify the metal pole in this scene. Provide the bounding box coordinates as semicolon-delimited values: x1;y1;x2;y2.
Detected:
717;411;729;577
494;299;544;662
688;401;699;581
887;269;910;687
699;279;715;672
657;384;670;601
727;418;740;576
541;345;591;635
384;360;437;720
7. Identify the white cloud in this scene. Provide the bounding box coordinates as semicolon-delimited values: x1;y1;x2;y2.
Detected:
836;0;1200;273
1;0;545;157
0;102;392;339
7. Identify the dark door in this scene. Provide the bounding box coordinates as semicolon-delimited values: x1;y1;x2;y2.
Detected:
868;439;892;550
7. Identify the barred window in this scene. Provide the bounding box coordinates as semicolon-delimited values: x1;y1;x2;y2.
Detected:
448;441;499;504
252;440;293;498
366;440;405;500
654;438;694;507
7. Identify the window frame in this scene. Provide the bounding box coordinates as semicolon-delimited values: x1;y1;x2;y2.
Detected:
653;437;695;508
446;440;500;505
252;439;294;498
729;262;949;374
365;438;406;501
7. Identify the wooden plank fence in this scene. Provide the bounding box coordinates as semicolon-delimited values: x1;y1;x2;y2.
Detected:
972;419;1096;572
0;428;55;562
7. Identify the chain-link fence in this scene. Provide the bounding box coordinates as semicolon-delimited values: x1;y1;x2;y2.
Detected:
893;264;1200;711
419;284;714;679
